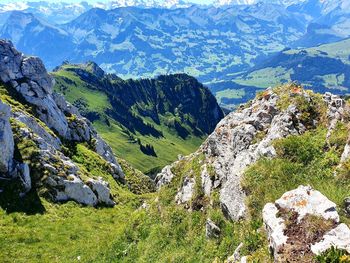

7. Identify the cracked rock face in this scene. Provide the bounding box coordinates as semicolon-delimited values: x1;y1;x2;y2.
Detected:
263;185;350;261
0;101;14;174
0;40;125;205
155;164;177;189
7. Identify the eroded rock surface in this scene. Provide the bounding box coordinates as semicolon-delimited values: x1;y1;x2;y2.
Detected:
0;40;124;206
0;101;14;174
175;177;196;205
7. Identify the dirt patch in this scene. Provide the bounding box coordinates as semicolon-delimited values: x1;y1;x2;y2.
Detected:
277;206;338;262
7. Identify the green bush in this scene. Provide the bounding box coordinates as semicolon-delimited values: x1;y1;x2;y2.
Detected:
316;246;350;263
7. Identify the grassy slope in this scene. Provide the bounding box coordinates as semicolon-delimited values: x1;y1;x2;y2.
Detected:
285;38;350;65
0;143;149;263
1;85;350;262
52;68;204;173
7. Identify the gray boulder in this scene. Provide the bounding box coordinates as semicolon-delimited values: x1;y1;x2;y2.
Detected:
55;175;98;206
311;223;350;255
175;177;196;205
205;218;221;239
87;177;115;207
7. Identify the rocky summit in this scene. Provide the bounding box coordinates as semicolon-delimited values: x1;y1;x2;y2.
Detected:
0;39;124;206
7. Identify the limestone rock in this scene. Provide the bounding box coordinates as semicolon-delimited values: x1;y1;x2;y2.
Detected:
263;185;345;261
175;177;196;204
155;164;176;189
311;223;350;255
202;88;303;221
275;185;339;222
201;165;212;197
206;218;221;239
93;133;124;180
341;143;350;163
16;163;31;194
227;242;244;263
344;197;350;217
55;175;98;206
87;177;115;207
262;203;288;259
324;92;349;148
13;111;61;150
0;40;69;137
0;101;14;174
0;40;125;205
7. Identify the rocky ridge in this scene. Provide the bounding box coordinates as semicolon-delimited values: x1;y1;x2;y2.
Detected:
0;40;124;206
156;84;350;260
157;86;310;219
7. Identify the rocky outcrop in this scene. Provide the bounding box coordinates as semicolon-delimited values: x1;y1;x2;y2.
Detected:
0;39;124;206
87;177;115;207
263;185;350;261
175;177;196;205
155;164;176;189
205;218;221;239
324;92;347;141
156;87;312;221
0;101;14;174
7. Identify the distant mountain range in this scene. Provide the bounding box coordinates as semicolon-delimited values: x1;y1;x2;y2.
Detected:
211;38;350;109
0;0;349;110
2;0;348;80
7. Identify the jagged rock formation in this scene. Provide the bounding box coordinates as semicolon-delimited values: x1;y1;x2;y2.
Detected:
263;185;350;261
155;84;350;260
156;85;350;222
0;39;124;206
156;86;312;220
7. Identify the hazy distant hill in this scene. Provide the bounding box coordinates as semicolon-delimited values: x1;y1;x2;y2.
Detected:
213;38;350;109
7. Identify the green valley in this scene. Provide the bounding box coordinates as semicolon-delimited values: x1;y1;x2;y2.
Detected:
52;63;223;174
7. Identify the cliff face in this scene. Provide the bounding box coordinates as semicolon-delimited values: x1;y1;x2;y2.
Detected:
0;40;124;206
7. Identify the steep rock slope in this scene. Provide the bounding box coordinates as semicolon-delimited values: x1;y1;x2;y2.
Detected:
52;62;224;173
155;84;350;260
0;39;124;207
